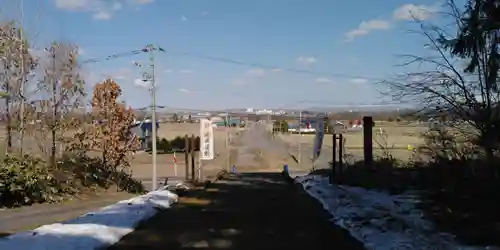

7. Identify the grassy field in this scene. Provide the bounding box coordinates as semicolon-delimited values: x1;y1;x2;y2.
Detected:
0;121;430;181
278;122;429;167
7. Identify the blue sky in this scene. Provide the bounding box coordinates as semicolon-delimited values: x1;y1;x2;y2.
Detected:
3;0;445;110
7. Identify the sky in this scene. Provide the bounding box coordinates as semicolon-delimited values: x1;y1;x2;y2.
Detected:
1;0;447;110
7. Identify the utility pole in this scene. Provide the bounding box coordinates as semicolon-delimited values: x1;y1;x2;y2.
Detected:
134;44;165;190
225;113;229;171
145;44;164;190
148;44;157;190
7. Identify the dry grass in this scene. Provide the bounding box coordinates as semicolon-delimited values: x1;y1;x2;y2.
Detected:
277;123;429;168
0;124;82;158
129;123;242;180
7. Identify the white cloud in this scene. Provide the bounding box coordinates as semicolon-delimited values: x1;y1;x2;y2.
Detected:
295;56;317;65
179;69;193;74
54;0;90;10
77;47;85;55
54;0;154;20
181;15;188;21
201;11;210;16
350;78;368;84
345;19;391;41
104;68;130;80
343;4;438;41
164;69;173;73
134;0;155;4
179;88;190;93
134;78;150;88
393;4;436;21
86;68;129;83
233;68;270;86
271;68;281;72
232;79;245;86
112;2;123;11
315;77;332;84
93;11;111;20
246;68;266;77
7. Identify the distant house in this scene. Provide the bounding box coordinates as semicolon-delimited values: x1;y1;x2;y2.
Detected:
129;119;159;150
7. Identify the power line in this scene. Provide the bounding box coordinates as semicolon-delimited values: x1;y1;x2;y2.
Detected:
81;48;146;64
167;51;386;81
77;47;413;111
78;46;386;82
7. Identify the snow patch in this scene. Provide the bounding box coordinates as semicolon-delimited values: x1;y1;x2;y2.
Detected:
297;174;499;250
0;189;178;250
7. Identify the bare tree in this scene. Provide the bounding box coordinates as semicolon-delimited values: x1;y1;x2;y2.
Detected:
382;0;499;163
171;113;179;123
0;21;37;154
34;42;85;166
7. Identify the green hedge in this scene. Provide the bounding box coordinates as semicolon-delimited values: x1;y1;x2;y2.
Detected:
273;121;289;133
0;154;144;208
148;136;201;153
0;155;64;207
290;131;316;134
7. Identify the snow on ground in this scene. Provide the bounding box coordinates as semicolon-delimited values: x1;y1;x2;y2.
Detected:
0;188;178;250
297;174;499;250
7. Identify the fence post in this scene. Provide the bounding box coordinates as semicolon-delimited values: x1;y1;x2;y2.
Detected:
331;133;337;184
184;134;189;180
363;116;373;170
190;134;196;181
338;134;343;177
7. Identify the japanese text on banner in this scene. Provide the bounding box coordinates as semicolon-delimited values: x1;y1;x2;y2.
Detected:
200;119;214;160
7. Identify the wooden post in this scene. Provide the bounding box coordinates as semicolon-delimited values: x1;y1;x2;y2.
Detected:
190;134;196;181
198;136;202;181
363;116;373;170
184;134;189;180
338;134;343;176
330;133;337;184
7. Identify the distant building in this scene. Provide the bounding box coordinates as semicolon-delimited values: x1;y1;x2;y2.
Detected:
274;110;286;115
211;116;224;122
129;120;159;150
256;109;273;115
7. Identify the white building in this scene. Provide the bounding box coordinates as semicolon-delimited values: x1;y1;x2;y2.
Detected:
273;110;286;115
256;109;273;115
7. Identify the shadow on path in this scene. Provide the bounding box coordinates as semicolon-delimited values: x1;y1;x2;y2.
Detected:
107;172;365;250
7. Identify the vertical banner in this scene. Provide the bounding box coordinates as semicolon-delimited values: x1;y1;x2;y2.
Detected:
200;119;214;160
312;119;325;162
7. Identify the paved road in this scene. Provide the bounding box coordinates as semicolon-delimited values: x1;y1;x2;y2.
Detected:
108;172;365;250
